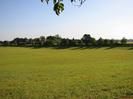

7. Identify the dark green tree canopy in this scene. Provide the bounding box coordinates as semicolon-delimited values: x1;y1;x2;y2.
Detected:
41;0;86;15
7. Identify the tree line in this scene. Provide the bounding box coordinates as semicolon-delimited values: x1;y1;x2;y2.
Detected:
0;34;132;48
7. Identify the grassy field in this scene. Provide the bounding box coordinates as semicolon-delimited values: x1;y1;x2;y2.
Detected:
0;47;133;99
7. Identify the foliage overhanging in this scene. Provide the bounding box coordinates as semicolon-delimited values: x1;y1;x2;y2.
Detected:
41;0;86;15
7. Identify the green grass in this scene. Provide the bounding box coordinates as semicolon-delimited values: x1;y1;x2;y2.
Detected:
0;47;133;99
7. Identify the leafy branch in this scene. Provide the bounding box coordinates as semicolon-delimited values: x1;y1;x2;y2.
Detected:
41;0;86;15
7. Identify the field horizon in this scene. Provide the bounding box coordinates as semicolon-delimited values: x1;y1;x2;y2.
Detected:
0;47;133;99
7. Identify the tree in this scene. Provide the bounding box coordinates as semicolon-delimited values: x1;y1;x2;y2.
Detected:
3;41;9;46
46;35;61;46
0;41;3;46
104;39;110;46
121;37;127;45
41;0;86;15
46;36;55;46
25;38;33;47
39;36;45;47
91;37;96;45
110;39;116;45
60;38;70;46
82;34;96;46
54;34;62;46
82;34;91;46
12;38;27;46
96;37;104;46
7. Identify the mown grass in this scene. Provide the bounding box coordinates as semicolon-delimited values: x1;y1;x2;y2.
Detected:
0;47;133;99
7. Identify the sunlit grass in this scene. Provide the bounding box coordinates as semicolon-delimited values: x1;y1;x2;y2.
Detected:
0;47;133;99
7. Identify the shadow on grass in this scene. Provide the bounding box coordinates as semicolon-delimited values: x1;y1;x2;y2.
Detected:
128;47;133;50
21;46;133;50
70;46;103;50
104;46;118;50
30;46;103;50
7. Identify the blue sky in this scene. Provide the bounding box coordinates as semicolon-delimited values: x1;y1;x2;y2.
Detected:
0;0;133;40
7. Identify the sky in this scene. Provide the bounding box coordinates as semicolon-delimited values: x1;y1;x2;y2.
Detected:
0;0;133;40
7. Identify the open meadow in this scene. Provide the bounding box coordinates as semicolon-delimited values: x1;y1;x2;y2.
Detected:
0;47;133;99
